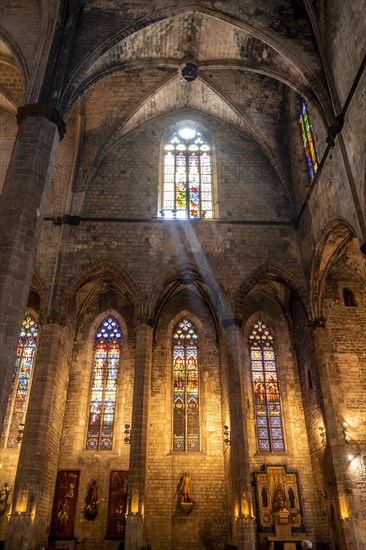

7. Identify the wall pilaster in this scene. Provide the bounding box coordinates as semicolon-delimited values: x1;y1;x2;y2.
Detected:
222;318;256;550
125;318;153;550
5;316;71;550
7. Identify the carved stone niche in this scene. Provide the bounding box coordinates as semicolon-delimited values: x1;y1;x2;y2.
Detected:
253;465;306;549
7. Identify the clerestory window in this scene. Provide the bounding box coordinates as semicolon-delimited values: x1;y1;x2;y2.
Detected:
296;95;319;181
162;126;213;219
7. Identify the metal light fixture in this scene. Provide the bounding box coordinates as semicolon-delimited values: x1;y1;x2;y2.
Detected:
124;424;131;444
223;425;231;446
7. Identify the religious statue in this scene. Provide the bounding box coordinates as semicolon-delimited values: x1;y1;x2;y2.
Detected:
84;480;99;520
180;472;192;503
288;487;296;508
273;485;288;511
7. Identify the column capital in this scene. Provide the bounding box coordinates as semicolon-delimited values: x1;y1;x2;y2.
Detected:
222;318;243;329
308;316;326;329
138;316;154;327
17;103;66;140
39;315;67;327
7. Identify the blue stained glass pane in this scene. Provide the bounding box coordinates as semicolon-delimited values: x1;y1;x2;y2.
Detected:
258;440;271;451
272;440;285;451
257;416;268;427
258;428;269;438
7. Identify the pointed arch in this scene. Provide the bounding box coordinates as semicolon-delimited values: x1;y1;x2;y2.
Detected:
310;218;359;320
58;259;144;319
235;263;309;319
147;262;231;335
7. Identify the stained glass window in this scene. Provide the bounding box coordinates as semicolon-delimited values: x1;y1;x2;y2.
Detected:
162;126;213;219
1;315;38;449
296;95;319;181
86;317;122;450
249;321;285;452
173;319;199;451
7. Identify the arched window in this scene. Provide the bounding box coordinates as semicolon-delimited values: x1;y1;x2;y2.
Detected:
86;317;122;450
162;126;213;219
249;321;285;452
1;315;38;449
296;95;319;181
172;319;199;451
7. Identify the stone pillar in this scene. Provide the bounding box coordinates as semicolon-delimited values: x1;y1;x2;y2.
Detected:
125;318;153;550
0;105;65;429
310;321;359;550
5;316;71;550
222;319;256;550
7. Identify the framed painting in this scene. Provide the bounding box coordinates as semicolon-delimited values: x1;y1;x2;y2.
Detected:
49;470;80;540
105;471;128;540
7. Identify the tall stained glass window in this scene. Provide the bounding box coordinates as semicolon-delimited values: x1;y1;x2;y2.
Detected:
249;321;285;452
173;319;199;451
1;315;38;449
162;126;212;219
86;317;121;450
296;95;319;181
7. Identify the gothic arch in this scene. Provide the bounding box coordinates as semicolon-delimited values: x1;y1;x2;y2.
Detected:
30;270;48;315
147;262;231;334
310;218;358;320
235;263;309;319
58;259;144;319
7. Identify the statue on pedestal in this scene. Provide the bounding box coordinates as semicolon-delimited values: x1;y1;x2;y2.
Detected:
179;472;193;514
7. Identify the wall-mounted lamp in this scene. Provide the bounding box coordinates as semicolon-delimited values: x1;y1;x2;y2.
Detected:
235;513;256;523
342;422;351;444
339;516;351;522
17;423;25;443
319;426;327;446
124;424;131;444
223;425;231;446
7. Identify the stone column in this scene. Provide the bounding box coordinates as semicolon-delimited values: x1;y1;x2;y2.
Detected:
5;316;71;550
222;319;255;550
125;318;153;550
310;320;359;550
0;105;65;428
